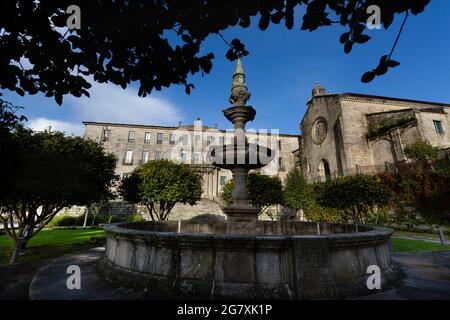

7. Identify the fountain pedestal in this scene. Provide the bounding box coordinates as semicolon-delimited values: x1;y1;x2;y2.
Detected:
222;167;260;221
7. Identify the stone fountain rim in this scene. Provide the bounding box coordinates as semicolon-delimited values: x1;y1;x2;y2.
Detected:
103;221;393;243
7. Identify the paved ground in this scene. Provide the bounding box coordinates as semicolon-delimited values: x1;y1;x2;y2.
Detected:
358;250;450;299
0;261;44;300
2;247;450;300
29;247;145;300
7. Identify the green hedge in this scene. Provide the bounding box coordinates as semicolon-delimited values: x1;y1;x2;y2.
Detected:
49;214;143;227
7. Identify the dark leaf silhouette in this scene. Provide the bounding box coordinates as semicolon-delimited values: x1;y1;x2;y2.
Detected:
0;0;431;102
361;71;376;83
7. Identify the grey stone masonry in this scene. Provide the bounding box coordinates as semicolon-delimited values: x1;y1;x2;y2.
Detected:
83;120;300;199
299;88;450;182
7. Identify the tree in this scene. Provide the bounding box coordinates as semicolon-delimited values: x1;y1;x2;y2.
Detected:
404;139;439;165
0;96;27;193
284;167;313;210
222;172;284;217
0;1;430;104
377;165;450;223
316;174;392;224
121;159;202;221
0;127;118;260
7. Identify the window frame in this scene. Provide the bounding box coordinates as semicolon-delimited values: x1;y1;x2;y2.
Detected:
142;151;150;163
124;150;133;165
157;132;164;144
127;131;135;142
433;120;444;135
144;132;151;144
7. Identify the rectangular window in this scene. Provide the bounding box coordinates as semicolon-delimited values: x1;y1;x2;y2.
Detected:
219;136;225;145
144;132;151;144
128;131;135;142
220;176;226;186
195;135;201;146
169;133;176;145
193;153;200;164
434;120;444;135
206;136;214;145
278;157;284;168
142;151;149;164
157;133;163;144
124;150;133;164
278;140;282;150
182;134;188;146
155;151;162;160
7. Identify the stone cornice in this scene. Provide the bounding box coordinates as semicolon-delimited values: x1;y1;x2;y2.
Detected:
339;94;450;109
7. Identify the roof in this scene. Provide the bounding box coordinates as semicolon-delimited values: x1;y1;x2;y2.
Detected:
309;92;450;108
82;121;301;138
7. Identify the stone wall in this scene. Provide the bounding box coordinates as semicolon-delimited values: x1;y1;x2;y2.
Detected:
58;199;225;221
299;91;450;182
84;120;299;197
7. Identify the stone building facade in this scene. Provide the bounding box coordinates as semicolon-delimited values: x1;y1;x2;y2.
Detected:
298;84;450;182
83;119;300;200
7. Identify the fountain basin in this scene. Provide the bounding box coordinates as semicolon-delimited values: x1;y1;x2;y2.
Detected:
207;143;274;170
99;221;399;299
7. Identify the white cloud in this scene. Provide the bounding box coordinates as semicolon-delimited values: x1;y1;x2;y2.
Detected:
28;118;84;136
68;80;184;126
27;80;184;137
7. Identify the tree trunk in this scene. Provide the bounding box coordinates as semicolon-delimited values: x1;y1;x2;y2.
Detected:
10;237;25;264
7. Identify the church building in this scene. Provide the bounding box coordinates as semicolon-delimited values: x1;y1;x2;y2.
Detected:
297;84;450;182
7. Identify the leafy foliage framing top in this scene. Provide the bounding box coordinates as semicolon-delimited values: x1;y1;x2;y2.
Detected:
0;0;430;104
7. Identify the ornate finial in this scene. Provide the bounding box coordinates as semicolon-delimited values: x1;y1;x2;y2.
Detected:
229;58;251;106
312;83;326;97
234;57;244;75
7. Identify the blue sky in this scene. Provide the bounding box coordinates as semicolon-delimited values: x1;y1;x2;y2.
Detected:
2;1;450;136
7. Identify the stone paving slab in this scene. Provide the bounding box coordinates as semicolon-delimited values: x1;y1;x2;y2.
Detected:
358;251;450;300
28;248;450;300
29;248;145;300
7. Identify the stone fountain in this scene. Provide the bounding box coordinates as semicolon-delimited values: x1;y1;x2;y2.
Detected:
99;59;399;300
207;58;273;221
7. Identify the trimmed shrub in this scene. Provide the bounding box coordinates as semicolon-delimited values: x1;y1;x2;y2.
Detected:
121;159;202;221
284;168;314;210
48;215;78;226
127;214;143;222
221;173;284;217
316;174;393;224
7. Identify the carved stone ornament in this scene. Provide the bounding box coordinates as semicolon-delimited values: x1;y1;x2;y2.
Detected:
312;118;328;145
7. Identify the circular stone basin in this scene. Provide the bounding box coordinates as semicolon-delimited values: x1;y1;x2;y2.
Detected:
206;143;274;170
99;221;398;299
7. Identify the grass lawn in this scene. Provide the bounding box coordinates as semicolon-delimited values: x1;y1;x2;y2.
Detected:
393;231;440;240
391;238;450;253
0;228;105;265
